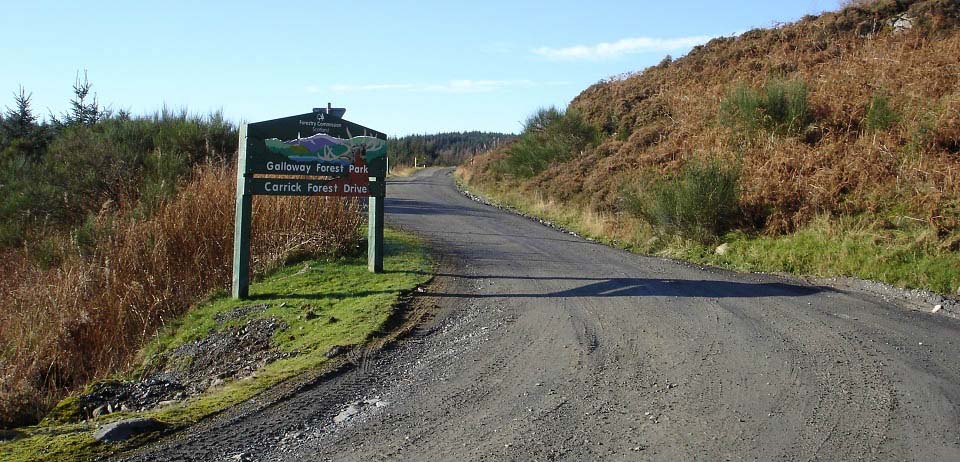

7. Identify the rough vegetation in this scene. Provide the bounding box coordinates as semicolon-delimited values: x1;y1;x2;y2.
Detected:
1;232;432;461
0;161;363;428
461;0;960;293
0;75;236;248
0;76;366;428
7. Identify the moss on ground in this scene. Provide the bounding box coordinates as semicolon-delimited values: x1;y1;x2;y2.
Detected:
41;397;84;427
1;228;432;462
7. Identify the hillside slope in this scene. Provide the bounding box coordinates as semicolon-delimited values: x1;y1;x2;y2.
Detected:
461;0;960;293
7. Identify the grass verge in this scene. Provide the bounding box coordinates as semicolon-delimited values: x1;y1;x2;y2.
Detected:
456;168;960;296
0;228;432;462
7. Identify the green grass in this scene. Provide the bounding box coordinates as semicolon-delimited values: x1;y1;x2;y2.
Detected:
1;228;432;462
669;216;960;294
0;429;102;462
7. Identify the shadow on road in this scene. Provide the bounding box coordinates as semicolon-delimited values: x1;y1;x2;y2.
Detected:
423;230;597;246
385;198;490;217
379;271;824;299
248;274;821;302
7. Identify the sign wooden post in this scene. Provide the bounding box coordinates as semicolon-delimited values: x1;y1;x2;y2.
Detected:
368;189;384;272
232;124;252;299
232;107;387;299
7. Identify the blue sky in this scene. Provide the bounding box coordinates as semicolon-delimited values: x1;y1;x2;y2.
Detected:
2;0;843;136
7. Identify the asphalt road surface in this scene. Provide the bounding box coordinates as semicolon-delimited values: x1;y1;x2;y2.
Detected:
124;168;960;461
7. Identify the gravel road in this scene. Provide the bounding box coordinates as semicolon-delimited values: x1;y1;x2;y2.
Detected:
122;167;960;461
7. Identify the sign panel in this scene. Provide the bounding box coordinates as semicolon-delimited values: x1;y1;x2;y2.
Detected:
245;111;387;181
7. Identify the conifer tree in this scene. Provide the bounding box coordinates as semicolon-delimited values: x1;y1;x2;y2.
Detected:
52;70;101;127
2;86;37;140
1;86;47;161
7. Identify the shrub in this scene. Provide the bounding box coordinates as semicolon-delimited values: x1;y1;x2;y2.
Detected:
764;79;810;134
721;79;811;136
500;107;597;178
720;83;762;134
626;159;741;241
864;93;899;131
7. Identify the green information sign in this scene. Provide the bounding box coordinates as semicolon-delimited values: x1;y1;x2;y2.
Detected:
244;110;387;178
232;107;388;299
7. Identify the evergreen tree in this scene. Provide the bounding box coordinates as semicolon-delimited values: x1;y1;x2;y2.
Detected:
2;86;37;140
52;70;101;127
1;86;47;161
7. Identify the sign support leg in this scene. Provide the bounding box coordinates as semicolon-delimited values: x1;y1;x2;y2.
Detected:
232;191;251;298
368;192;384;273
232;124;252;299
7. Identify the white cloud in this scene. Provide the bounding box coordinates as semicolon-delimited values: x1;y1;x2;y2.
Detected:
329;83;416;92
326;79;569;94
423;79;532;93
533;35;715;61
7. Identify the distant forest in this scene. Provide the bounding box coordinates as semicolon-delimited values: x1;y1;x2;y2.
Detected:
387;132;515;167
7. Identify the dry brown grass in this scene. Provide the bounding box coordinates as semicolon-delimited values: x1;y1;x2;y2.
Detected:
0;162;362;427
466;0;960;236
387;165;420;178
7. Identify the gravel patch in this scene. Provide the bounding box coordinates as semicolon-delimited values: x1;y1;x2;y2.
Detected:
78;305;294;419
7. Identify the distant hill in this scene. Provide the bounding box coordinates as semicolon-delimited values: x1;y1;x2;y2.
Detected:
388;132;515;167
